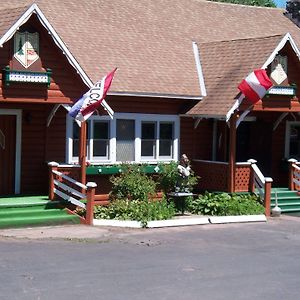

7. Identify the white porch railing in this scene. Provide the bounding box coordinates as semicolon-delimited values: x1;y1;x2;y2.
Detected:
48;162;97;225
248;159;272;216
288;158;300;191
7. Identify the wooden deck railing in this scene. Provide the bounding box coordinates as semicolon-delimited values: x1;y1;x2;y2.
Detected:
288;158;300;191
48;162;97;225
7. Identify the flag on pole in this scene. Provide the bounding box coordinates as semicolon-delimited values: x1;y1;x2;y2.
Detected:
238;69;273;104
69;68;117;121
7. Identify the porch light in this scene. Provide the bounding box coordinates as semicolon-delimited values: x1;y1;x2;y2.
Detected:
3;66;52;88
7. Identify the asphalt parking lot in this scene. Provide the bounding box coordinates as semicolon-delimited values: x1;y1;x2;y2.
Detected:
0;215;300;300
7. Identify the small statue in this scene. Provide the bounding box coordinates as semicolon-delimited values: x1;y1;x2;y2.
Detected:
176;154;191;193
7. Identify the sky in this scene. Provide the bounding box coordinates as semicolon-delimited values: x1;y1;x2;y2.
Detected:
274;0;286;8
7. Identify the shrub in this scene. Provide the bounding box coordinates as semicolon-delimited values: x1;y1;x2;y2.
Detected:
157;162;199;194
186;192;264;216
109;164;156;201
94;199;176;227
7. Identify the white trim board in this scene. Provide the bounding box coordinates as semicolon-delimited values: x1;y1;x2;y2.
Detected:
0;109;22;194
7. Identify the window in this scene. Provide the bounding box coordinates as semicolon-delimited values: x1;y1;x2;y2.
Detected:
116;119;135;161
91;121;109;160
159;122;174;157
285;122;300;160
69;119;108;162
66;113;179;164
141;122;156;158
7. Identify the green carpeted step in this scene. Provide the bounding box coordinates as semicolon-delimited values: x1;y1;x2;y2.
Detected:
0;207;69;219
271;198;300;204
0;214;81;229
0;195;83;229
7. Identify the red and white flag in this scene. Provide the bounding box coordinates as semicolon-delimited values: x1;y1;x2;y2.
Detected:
238;69;273;104
69;68;117;122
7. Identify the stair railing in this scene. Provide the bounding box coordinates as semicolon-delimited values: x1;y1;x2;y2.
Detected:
248;159;273;217
48;162;97;225
288;158;300;191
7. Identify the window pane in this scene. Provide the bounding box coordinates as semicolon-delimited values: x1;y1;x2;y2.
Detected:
141;122;155;157
72;122;79;157
117;119;135;140
116;119;135;161
73;139;79;157
159;140;172;156
159;123;173;157
116;141;135;161
142;123;155;139
142;141;155;157
94;122;109;139
93;140;108;157
160;123;173;139
72;121;89;158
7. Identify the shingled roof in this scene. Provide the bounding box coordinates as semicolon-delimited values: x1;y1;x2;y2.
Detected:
188;34;286;117
1;0;300;115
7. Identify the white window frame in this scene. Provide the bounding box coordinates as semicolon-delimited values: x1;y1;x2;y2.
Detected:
66;113;179;164
285;121;300;160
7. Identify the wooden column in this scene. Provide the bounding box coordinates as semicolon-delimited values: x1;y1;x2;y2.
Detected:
79;121;87;185
86;182;97;225
264;177;273;217
228;113;237;193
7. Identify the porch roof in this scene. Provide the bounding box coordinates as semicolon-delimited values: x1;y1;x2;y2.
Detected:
187;35;286;118
1;1;300;103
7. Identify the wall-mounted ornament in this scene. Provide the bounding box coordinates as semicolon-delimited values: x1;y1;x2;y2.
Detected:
3;66;52;88
14;31;39;69
270;55;288;85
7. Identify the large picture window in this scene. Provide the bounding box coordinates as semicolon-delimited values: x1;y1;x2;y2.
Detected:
285;121;300;160
66;113;179;164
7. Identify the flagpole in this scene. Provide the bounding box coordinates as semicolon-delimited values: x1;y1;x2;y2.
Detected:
79;121;87;185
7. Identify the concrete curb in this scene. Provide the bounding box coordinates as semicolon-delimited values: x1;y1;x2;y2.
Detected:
93;215;266;228
209;215;267;224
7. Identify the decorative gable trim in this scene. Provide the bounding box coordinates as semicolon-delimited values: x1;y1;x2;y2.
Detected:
262;33;300;69
193;41;207;97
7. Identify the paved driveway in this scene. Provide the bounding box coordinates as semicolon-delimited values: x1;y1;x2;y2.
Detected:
0;215;300;300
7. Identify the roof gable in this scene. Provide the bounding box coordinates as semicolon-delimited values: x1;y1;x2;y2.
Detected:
187;34;300;118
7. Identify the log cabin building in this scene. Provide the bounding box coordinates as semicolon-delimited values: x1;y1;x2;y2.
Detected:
1;0;300;207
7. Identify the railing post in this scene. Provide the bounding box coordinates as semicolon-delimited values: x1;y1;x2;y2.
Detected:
48;161;59;200
288;158;297;191
86;182;97;225
247;159;257;193
264;177;273;217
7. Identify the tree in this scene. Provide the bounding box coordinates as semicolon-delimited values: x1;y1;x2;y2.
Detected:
208;0;276;8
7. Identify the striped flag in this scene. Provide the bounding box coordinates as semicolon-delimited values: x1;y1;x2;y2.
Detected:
238;69;273;104
69;68;117;122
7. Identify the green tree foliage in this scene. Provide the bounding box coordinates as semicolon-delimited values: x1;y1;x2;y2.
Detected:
208;0;276;7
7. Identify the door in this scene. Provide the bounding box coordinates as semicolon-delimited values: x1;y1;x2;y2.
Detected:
237;120;273;176
0;110;21;195
0;115;16;195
